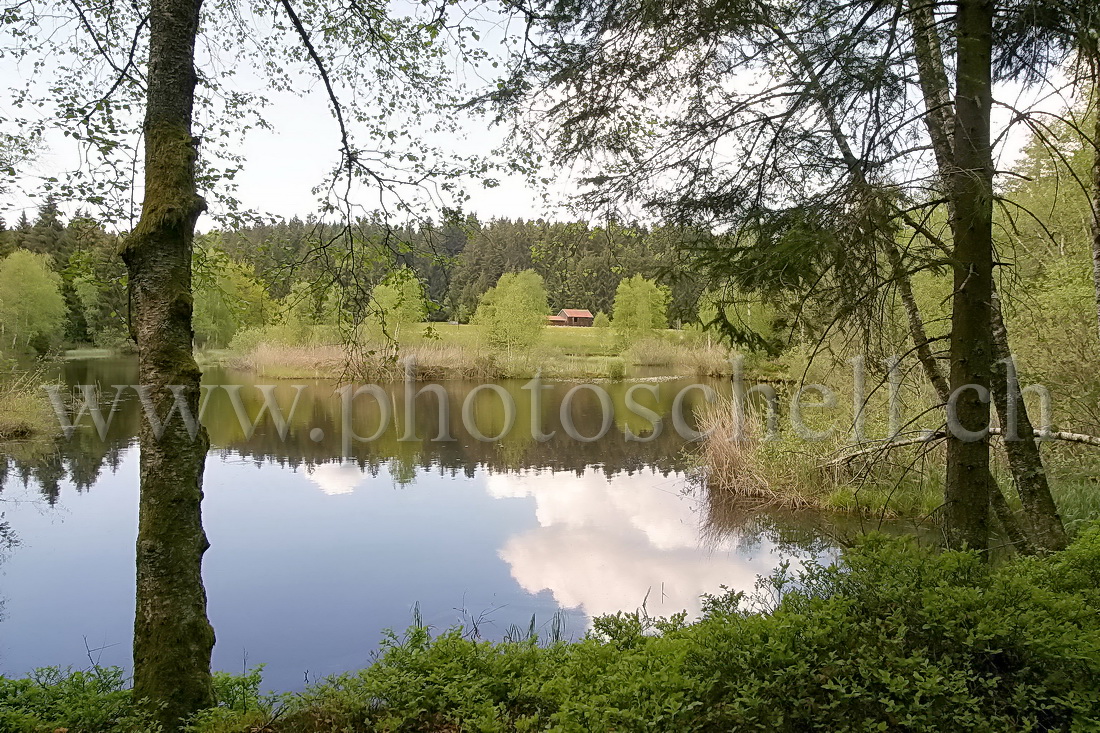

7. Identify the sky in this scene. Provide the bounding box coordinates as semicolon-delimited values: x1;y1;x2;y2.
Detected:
197;86;552;228
4;69;555;229
0;9;1083;232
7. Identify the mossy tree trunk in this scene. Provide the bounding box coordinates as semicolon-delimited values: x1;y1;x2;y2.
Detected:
989;293;1067;551
944;0;995;550
120;0;215;727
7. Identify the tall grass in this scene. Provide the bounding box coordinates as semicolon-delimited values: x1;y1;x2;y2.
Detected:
0;368;54;440
232;343;348;379
625;336;732;376
400;342;501;381
695;395;943;518
235;341;510;381
1047;449;1100;536
229;325;737;381
696;398;822;508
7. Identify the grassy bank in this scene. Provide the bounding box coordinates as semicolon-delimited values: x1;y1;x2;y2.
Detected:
0;369;55;441
695;391;1100;531
5;529;1099;731
694;390;948;520
216;323;739;381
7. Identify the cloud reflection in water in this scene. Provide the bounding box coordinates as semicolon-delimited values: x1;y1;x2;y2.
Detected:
488;468;782;622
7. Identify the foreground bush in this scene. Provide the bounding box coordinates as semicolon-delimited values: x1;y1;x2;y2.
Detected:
0;667;158;732
6;528;1100;731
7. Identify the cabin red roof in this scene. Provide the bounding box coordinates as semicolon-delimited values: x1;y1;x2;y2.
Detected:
559;309;594;318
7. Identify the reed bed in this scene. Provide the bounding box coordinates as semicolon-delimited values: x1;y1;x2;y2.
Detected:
695;395;945;516
623;337;733;376
0;369;54;440
695;397;822;508
232;343;348;379
230;330;732;382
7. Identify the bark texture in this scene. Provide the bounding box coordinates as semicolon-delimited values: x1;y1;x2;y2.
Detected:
944;0;995;550
120;0;215;727
1092;70;1100;344
989;292;1067;551
908;0;1065;550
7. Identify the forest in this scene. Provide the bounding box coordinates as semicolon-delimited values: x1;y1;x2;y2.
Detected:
0;206;710;349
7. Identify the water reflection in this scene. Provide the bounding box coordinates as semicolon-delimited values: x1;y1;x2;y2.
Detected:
490;469;778;619
12;362;718;499
0;358;856;691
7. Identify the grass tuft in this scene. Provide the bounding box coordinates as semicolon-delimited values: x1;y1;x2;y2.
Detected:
0;369;55;440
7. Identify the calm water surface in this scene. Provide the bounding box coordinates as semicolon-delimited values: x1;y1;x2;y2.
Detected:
1;357;855;691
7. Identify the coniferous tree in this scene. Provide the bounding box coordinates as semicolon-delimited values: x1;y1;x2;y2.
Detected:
490;0;1093;549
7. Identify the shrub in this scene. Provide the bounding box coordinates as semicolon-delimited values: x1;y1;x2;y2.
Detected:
0;666;158;733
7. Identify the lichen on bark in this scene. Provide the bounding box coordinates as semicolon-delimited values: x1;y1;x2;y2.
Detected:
123;0;216;727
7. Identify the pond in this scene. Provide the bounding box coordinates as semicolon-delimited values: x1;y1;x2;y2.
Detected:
1;357;863;691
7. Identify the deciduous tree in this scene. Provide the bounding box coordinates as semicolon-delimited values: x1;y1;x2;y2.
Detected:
612;274;669;344
371;268;428;336
0;249;66;350
474;269;548;352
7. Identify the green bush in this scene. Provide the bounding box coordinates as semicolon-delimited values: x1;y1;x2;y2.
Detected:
228;322;308;353
0;666;158;732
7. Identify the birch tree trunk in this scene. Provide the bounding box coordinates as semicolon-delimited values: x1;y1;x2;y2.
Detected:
1092;69;1100;344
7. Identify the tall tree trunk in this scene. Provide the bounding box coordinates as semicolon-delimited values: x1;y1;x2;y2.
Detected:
909;0;1063;550
782;13;1023;549
1092;66;1100;345
120;0;214;727
944;0;995;550
989;292;1067;550
887;241;1031;548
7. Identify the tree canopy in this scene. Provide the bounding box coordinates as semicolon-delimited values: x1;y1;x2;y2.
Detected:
473;269;549;352
0;249;66;351
612;275;669;343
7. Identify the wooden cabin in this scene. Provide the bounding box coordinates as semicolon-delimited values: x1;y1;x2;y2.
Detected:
555;308;594;327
